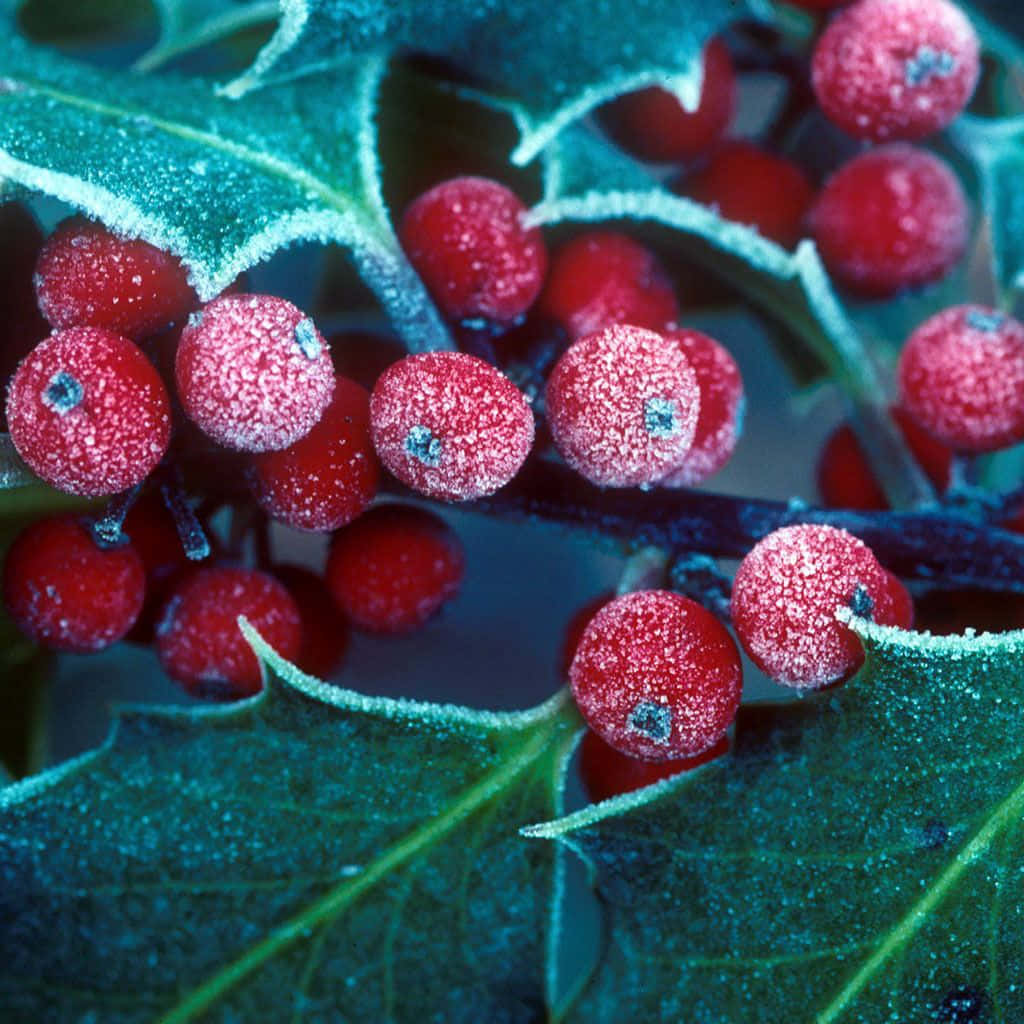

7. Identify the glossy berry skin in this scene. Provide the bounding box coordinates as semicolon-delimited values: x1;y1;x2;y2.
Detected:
34;216;197;339
7;326;171;496
808;145;968;298
812;0;980;143
250;376;380;532
274;564;350;679
156;567;302;700
598;39;736;163
570;589;742;761
399;177;547;326
731;524;902;690
3;516;144;653
370;351;534;501
539;231;679;341
545;324;700;488
325;504;465;633
898;306;1024;453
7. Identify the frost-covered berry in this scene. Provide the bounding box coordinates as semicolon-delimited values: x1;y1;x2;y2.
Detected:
3;516;144;653
658;327;744;487
898;306;1024;453
812;0;980;143
274;564;350;679
731;524;902;690
34;216;197;339
249;376;380;532
370;351;534;501
570;589;742;761
325;504;465;633
545;324;700;488
539;231;679;341
156;567;302;700
399;176;547;326
6;326;171;496
558;592;614;680
598;39;736;163
175;294;335;452
808;145;968;297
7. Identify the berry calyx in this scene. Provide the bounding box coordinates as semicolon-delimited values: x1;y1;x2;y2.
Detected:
898;305;1024;453
570;589;742;761
274;564;350;679
3;516;145;653
399;176;547;327
545;324;700;488
370;351;534;501
175;294;335;452
325;504;465;633
6;326;171;496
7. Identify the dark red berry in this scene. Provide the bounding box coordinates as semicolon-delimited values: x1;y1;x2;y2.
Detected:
325;504;465;633
175;294;335;452
570;589;742;761
808;144;968;297
6;326;171;496
399;176;547;326
370;351;534;501
3;516;144;652
883;569;915;630
274;564;350;679
558;592;614;680
34;216;197;339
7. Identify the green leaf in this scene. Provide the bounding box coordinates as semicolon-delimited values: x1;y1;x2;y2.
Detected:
0;625;580;1022
529;618;1024;1023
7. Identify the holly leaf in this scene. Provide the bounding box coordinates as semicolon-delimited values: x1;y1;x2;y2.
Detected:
0;624;579;1022
528;618;1024;1023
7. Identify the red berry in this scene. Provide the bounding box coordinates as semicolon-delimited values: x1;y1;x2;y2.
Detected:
898;306;1024;453
658;327;744;487
675;141;815;249
156;567;302;700
597;39;736;163
274;564;350;679
808;144;968;297
812;0;980;143
558;592;614;680
175;294;335;452
570;589;742;761
883;569;915;630
538;231;679;341
34;216;197;339
6;326;171;496
249;376;380;532
370;351;534;501
325;504;465;633
3;516;144;653
399;176;547;326
731;524;902;690
545;324;700;488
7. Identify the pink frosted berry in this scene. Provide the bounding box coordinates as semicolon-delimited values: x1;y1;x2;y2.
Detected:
370;351;534;501
731;524;902;690
175;294;335;452
6;326;171;496
898;305;1024;453
545;324;700;488
812;0;980;143
658;328;744;487
570;590;742;761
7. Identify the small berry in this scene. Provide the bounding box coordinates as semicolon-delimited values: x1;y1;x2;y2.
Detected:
883;569;915;630
325;504;465;633
3;516;144;653
808;144;968;297
274;564;350;679
156;567;302;700
812;0;980;143
6;326;171;496
34;216;197;339
598;39;736;163
558;592;614;680
399;176;547;326
545;324;700;488
249;376;380;532
538;231;679;341
370;351;534;501
898;306;1024;453
175;294;335;452
570;589;742;761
